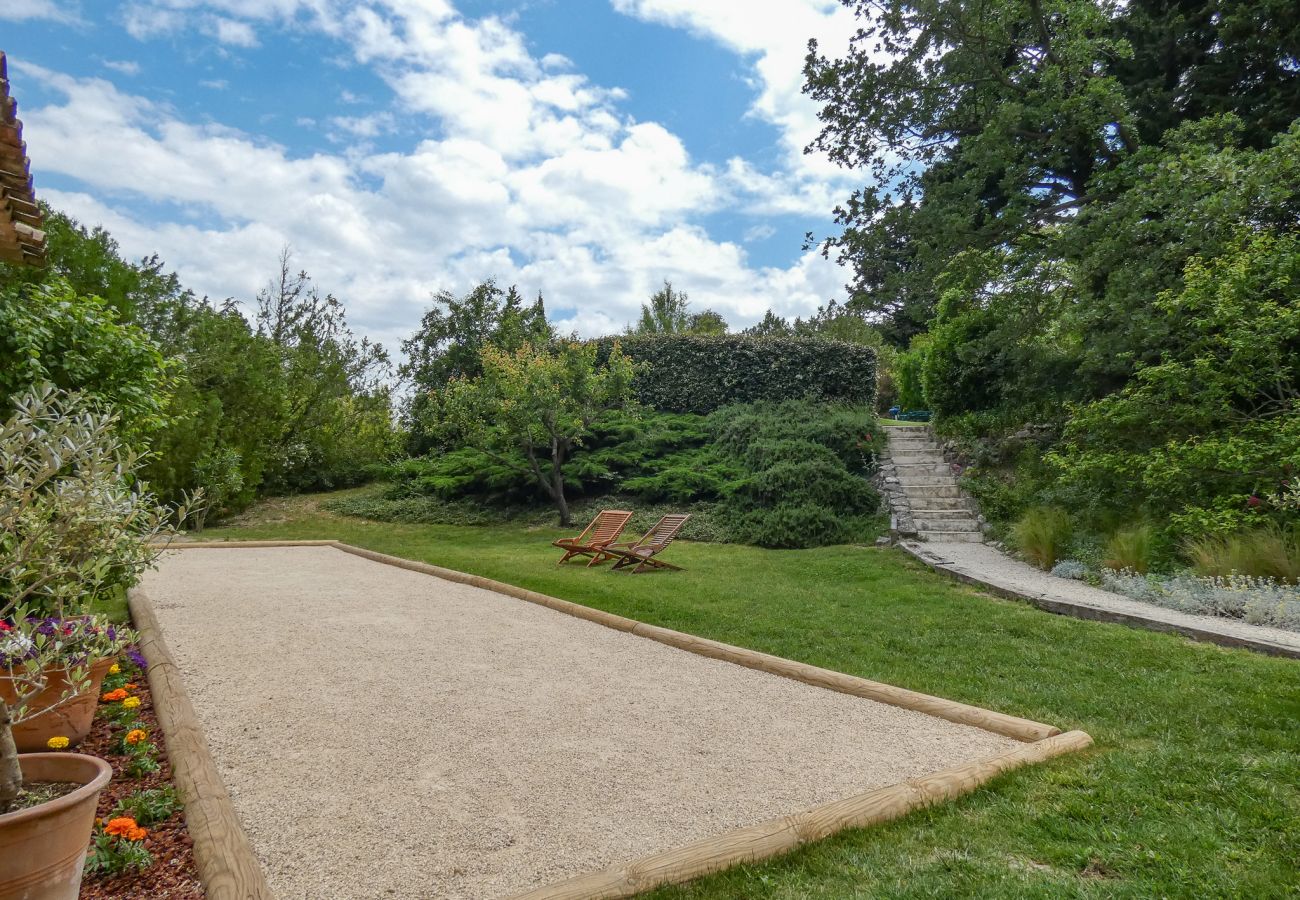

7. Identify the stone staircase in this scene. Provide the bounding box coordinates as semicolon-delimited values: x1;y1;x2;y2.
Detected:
879;426;983;543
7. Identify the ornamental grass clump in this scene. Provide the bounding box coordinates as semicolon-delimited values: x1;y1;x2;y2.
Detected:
0;385;199;813
1012;506;1073;570
1104;524;1155;574
1184;525;1300;584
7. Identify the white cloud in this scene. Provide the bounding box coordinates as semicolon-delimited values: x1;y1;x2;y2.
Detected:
0;0;81;23
17;3;854;351
611;0;862;189
206;15;258;46
103;59;142;76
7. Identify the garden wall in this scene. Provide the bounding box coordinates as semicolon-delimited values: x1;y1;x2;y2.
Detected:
591;335;877;414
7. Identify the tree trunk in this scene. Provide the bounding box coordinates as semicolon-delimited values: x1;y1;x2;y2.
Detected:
550;441;570;527
0;700;21;813
553;485;570;527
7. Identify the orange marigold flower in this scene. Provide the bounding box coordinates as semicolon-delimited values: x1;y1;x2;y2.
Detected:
125;729;147;745
124;683;138;690
100;688;128;702
127;826;148;842
104;817;139;837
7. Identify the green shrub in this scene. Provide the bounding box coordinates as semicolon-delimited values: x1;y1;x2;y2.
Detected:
725;503;854;549
1012;506;1073;570
1184;525;1300;583
1103;525;1156;574
591;334;877;414
728;458;878;516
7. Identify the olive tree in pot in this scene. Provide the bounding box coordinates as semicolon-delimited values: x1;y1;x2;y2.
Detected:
1;385;198;898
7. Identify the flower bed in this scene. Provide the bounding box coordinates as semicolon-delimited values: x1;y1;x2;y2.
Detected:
72;653;204;899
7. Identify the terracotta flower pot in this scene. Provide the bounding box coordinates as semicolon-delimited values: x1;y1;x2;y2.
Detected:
0;658;115;752
0;752;112;900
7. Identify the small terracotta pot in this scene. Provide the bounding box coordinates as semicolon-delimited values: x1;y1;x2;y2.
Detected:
0;752;112;900
0;658;115;752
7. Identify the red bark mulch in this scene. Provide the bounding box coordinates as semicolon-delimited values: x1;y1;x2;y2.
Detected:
77;668;204;899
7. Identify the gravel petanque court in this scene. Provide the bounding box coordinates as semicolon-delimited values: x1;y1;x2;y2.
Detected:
141;546;1025;899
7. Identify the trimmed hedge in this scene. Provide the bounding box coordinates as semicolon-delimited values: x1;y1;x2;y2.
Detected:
591;334;877;414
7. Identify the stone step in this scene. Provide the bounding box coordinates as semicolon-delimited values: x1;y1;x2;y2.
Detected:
918;530;984;543
911;507;975;519
895;474;962;486
892;462;952;475
915;518;980;532
902;483;963;499
909;498;972;511
890;449;948;462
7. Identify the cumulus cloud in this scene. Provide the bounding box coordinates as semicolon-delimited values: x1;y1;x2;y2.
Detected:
17;2;853;352
0;0;82;23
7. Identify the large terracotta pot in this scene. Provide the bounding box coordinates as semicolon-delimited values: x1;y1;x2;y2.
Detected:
0;752;112;900
0;658;115;752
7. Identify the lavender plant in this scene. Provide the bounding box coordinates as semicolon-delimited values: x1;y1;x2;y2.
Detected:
1;385;200;812
1100;569;1300;631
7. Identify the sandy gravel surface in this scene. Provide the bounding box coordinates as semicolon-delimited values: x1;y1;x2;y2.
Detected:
142;547;1021;899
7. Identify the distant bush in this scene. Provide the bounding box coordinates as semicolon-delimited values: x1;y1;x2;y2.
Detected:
727;502;868;550
591;334;877;414
346;400;884;549
1012;506;1073;570
1184;525;1300;584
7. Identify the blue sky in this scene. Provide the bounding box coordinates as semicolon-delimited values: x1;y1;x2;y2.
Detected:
1;0;863;346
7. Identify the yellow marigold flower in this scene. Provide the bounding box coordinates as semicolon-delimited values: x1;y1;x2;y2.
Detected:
108;663;121;675
125;729;147;745
46;736;70;750
121;696;141;710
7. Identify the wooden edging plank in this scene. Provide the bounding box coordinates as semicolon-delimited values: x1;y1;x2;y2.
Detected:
146;539;1094;900
129;588;275;900
510;730;1093;900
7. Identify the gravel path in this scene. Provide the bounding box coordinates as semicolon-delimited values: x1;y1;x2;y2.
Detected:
905;541;1300;657
142;547;1022;899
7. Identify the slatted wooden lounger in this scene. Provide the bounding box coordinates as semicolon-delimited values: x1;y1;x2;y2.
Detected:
597;514;691;573
553;509;635;566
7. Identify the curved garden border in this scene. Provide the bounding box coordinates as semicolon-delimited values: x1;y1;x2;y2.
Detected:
897;541;1300;660
134;539;1092;900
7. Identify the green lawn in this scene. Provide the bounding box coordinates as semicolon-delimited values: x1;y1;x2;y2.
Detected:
198;496;1300;898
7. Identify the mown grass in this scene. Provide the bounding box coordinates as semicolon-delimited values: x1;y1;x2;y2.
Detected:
199;494;1300;898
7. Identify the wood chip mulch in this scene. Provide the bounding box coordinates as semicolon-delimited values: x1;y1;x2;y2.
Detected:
77;668;205;899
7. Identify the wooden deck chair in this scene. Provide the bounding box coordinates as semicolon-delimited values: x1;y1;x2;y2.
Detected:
599;514;691;573
553;509;635;566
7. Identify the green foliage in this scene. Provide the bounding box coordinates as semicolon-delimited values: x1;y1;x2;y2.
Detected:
0;278;171;437
437;341;639;524
591;334;877;414
360;401;882;548
1184;526;1300;584
112;786;181;826
1047;229;1300;536
400;280;552;454
0;215;397;519
626;281;728;336
803;0;1300;552
1011;507;1073;571
1103;525;1156;574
